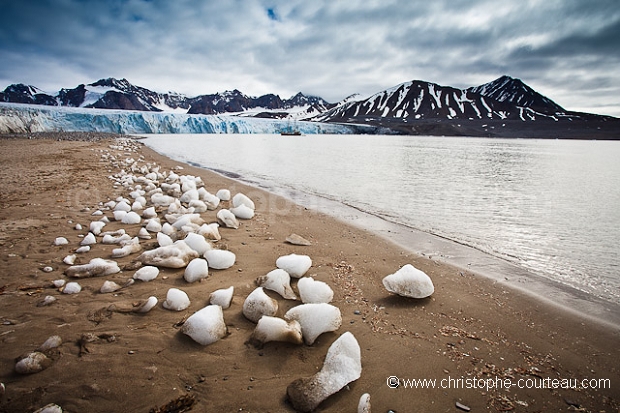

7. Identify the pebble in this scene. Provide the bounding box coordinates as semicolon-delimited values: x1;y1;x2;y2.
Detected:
15;352;52;374
455;401;471;412
42;266;53;273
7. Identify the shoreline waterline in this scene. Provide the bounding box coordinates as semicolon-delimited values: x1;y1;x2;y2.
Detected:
141;138;620;330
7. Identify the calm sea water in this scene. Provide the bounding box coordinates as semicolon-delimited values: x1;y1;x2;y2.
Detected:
143;134;620;305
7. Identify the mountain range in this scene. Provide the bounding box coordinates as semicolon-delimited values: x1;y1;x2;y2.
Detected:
1;75;618;138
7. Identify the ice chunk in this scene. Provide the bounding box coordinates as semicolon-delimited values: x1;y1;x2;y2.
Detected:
145;218;162;232
111;237;141;258
121;211;142;225
80;232;97;246
181;305;228;345
297;277;333;304
284;303;342;345
133;266;159;281
232;193;255;210
89;221;106;235
242;287;278;323
204;249;235;270
382;264;434;298
138;241;199;268
157;231;173;247
142;206;157;219
287;332;362;412
184;232;211;255
184;258;209;283
137;227;151;239
162;288;190;311
136;296;158;313
198;223;221;241
54;237;69;246
62;282;82;294
215;189;231;201
255;269;297;300
65;258;120;278
230;204;255;220
63;254;76;265
100;280;122;293
114;200;131;212
216;209;239;229
209;286;234;309
249;316;303;347
276;254;312;278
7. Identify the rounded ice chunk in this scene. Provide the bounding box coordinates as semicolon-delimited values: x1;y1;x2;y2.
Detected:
181;305;228;346
184;233;211;255
204;249;236;270
232;193;255;210
215;189;231;201
382;264;434;298
284;303;342;345
184;258;209;283
54;237;69;246
133;266;159;282
121;211;142;225
162;288;190;311
255;269;297;300
136;296;158;313
242;287;278;323
249;316;303;347
297;277;334;304
62;282;82;294
276;254;312;278
216;209;239;229
230;204;255;220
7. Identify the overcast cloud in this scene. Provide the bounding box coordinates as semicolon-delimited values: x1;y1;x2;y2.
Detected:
1;0;619;116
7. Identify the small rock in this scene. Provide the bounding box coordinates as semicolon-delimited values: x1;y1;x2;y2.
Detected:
42;266;54;273
38;335;62;351
15;352;52;374
32;403;63;413
285;233;312;246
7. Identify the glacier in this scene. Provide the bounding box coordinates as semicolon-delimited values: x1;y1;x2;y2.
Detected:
0;103;365;135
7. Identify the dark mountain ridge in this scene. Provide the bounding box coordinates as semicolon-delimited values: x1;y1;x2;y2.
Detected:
0;77;331;116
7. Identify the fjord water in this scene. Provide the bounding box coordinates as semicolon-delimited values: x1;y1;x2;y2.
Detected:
144;134;620;306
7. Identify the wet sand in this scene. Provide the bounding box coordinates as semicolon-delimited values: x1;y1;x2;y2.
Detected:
0;134;618;412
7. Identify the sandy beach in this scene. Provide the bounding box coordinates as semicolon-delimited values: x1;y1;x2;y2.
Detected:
0;133;618;413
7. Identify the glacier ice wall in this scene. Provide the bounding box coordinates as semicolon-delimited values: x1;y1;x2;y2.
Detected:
0;103;362;135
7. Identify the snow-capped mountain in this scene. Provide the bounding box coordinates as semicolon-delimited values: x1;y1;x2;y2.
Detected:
0;78;332;117
467;75;564;113
311;75;615;124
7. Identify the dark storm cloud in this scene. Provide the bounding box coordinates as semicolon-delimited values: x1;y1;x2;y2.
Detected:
0;0;618;116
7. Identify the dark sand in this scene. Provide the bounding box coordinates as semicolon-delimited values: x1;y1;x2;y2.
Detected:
0;134;618;412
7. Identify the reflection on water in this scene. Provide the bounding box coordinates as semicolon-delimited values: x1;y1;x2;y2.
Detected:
144;134;620;304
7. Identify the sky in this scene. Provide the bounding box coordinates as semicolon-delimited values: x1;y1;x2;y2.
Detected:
1;0;619;117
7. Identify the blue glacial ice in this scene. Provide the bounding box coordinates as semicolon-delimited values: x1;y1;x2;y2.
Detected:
0;103;365;135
